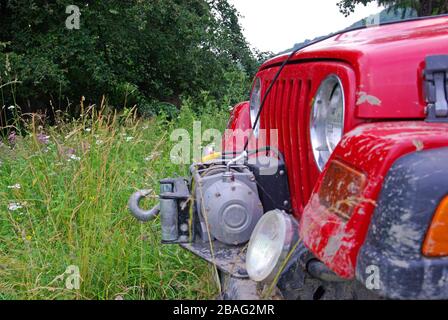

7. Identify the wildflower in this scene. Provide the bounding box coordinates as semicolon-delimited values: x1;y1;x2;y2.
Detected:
8;105;15;110
66;148;76;157
85;128;92;132
125;136;134;142
37;133;50;145
96;139;104;146
8;203;23;211
8;131;16;145
7;184;21;190
81;141;90;153
69;154;81;161
144;152;161;162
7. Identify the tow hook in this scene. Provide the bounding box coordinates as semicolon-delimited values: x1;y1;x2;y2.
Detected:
128;190;160;222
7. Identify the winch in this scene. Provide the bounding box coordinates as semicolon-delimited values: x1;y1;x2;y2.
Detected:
192;161;263;245
128;151;292;277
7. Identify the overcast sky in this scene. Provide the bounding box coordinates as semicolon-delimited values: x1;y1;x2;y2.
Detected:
228;0;383;53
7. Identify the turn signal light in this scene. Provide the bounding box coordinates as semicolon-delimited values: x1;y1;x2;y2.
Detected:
423;196;448;257
318;160;367;220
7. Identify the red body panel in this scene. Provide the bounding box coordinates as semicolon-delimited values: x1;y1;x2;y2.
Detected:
261;16;448;119
224;101;252;153
227;101;252;133
300;122;448;278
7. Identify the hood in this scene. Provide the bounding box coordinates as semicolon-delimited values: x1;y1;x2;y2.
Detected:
261;15;448;119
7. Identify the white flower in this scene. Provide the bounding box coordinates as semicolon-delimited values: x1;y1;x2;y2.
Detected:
7;184;21;190
85;128;92;132
96;139;104;145
144;152;161;162
8;105;15;110
8;203;23;211
125;136;134;142
69;155;81;161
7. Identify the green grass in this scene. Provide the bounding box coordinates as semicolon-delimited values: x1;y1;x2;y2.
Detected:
0;104;229;300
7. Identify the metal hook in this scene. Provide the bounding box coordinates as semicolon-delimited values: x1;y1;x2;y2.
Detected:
128;190;160;222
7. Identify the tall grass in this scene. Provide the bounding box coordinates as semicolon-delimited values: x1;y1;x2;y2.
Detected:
0;100;229;300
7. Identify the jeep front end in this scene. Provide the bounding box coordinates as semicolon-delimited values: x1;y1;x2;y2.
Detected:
129;15;448;300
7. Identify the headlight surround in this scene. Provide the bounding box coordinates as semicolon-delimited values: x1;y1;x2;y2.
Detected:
246;210;298;283
310;75;345;171
249;77;262;138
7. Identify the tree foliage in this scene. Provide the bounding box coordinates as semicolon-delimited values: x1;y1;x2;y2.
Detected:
0;0;261;116
338;0;448;17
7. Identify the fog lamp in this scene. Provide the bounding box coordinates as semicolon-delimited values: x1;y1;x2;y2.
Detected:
246;210;298;283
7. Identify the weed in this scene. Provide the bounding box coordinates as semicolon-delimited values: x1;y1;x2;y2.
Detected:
0;102;228;300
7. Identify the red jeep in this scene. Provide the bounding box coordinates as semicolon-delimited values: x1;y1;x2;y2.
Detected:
129;14;448;300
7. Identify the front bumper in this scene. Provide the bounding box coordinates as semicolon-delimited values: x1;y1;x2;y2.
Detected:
181;241;249;279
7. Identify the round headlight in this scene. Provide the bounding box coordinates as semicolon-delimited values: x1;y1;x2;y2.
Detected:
249;77;262;138
310;75;345;171
246;210;298;283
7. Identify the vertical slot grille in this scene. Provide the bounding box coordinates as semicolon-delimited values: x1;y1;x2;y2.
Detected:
260;77;311;215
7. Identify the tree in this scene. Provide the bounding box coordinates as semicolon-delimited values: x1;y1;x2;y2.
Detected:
338;0;448;17
0;0;259;117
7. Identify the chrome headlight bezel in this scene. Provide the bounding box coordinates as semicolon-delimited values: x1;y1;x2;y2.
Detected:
249;77;262;138
310;75;345;171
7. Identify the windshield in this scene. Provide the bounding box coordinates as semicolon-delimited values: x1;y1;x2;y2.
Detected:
339;0;448;20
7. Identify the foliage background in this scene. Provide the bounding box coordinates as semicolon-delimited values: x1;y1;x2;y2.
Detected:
338;0;448;17
0;0;264;123
0;104;228;300
0;0;260;299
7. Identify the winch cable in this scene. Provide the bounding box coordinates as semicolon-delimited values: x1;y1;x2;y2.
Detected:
241;13;448;154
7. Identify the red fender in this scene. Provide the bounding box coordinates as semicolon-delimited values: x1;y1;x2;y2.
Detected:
223;101;251;154
300;121;448;279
